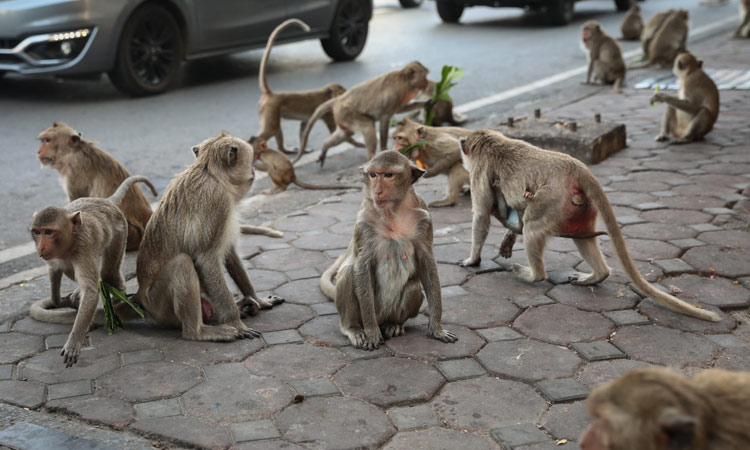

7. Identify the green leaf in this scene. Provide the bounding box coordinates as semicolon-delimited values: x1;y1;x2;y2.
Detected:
651;84;660;107
399;140;428;156
423;65;464;126
99;281;145;335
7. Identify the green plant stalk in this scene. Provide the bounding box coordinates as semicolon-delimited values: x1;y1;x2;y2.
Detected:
399;140;428;156
99;281;145;335
424;65;464;126
651;84;660;107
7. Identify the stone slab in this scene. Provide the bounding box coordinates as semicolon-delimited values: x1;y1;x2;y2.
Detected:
0;422;113;450
48;380;92;401
203;362;248;379
571;341;625;362
310;302;337;316
230;420;281;443
436;358;487;381
121;349;162;365
476;340;582;382
262;330;304;345
386;405;439;431
490;423;550;448
288;378;340;397
475;327;523;342
134;398;182;419
0;365;12;380
602;310;651;326
535;378;589;403
653;259;695;275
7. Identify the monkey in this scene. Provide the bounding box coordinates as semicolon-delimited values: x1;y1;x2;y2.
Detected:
732;0;750;38
620;4;643;40
29;176;158;367
580;367;750;450
319;151;457;349
413;79;467;126
391;118;470;207
37;122;156;251
135;132;284;343
632;9;689;69
457;129;721;322
640;9;674;61
254;19;363;153
651;52;719;144
242;137;361;194
295;61;430;167
581;21;626;91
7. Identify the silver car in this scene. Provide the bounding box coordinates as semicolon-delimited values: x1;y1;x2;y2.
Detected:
0;0;372;96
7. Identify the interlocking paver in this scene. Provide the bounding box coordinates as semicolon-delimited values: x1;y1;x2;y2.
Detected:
97;362;202;403
44;334;68;349
181;376;291;422
0;364;12;380
638;299;733;333
476;326;523;341
536;378;589;403
0;333;43;364
706;334;747;348
0;380;45;408
514;304;614;345
18;348;121;384
262;329;304;345
121;349;162;365
653;258;695;275
46;395;134;428
310;302;337;315
247;303;316;333
490;423;550;448
134;398;182;419
274;278;329;305
131;415;231;448
612;326;717;367
288;377;340;397
658;274;750;309
540;400;589;441
386;405;439;431
571;341;625;361
386;325;484;361
230;420;280;443
547;283;640;312
245;344;346;380
436;358;486;381
602;309;651;326
48;380;92;400
477;339;582;382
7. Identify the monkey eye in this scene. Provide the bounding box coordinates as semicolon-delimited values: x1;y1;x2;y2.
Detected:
41;138;50;143
384;173;394;179
368;172;377;178
31;230;40;236
44;230;54;236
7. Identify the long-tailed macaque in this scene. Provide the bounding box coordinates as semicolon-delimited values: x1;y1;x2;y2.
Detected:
253;19;363;153
458;129;721;322
620;4;643;40
319;151;457;349
651;52;719;144
245;138;360;194
581;21;626;90
633;9;689;69
29;176;157;367
135;132;284;342
640;9;674;60
732;0;750;38
581;367;750;450
296;61;430;166
392;118;470;207
37;122;155;251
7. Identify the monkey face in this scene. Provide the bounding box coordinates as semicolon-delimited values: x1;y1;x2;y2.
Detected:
31;209;79;260
672;52;697;78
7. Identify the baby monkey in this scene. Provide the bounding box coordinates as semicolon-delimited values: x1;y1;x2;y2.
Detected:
320;151;457;350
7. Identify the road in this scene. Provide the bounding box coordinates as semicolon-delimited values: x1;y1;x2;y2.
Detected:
0;0;740;253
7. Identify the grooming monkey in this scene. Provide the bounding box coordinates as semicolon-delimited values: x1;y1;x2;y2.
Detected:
320;151;457;350
37;122;155;251
580;367;750;450
651;52;719;144
620;4;643;40
254;19;363;153
296;61;430;167
136;132;284;343
581;21;626;91
633;9;689;69
458;129;721;322
29;176;158;367
640;9;674;60
732;0;750;38
392;118;470;207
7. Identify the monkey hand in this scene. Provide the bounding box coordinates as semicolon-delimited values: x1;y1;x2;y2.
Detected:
650;93;665;104
234;321;262;339
458;256;480;267
257;295;284;309
61;342;81;367
358;327;384;351
428;325;458;343
654;134;670;142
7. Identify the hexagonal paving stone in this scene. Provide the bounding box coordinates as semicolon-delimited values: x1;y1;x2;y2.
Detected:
98;362;203;403
246;269;289;292
433;242;496;265
273;279;329;305
245;344;346;380
437;263;470;286
131;415;231;448
431;377;547;433
271;214;337;232
47;395;134;429
298;315;350;347
232;440;308;450
251;248;329;272
683;245;750;278
161;337;264;367
0;332;43;364
476;339;582;382
640;209;712;225
0;380;45;409
384;427;497;450
514;305;614;345
244;303;315;334
11;316;72;336
291;233;351;251
611;326;716;367
17;347;121;384
576;359;662;388
441;294;521;329
386;325;484;362
547;283;640;312
181;375;291;423
334;357;444;407
386;405;439;431
87;324;180;353
463;271;552;298
621;222;696;241
540;401;590;441
637;299;733;334
697;230;750;250
600;238;681;261
276;397;395;449
714;347;750;371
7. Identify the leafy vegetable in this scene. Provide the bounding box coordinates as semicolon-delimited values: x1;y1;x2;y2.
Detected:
99;281;145;335
424;65;464;126
398;140;428;156
651;84;660;107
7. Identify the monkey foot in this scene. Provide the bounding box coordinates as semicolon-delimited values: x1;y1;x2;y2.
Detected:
429;329;458;343
197;324;240;342
239;302;260;318
61;344;81;368
237;327;262;339
571;271;608;286
381;324;405;339
458;257;480;267
428;198;456;208
499;233;517;259
258;295;285;309
654;135;670;142
511;264;546;283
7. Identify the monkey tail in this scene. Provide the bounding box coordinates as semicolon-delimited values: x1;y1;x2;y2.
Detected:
293;178;361;191
320;253;346;301
108;176;157;207
29;297;140;325
586;177;721;322
259;18;311;94
240;224;284;238
294;97;336;165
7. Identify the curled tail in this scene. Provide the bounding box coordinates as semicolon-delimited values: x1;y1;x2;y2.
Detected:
293;97;336;164
587;177;721;322
108;176;157;207
293;178;361;191
30;297;141;325
320;253;346;301
259;19;311;94
240;224;284;238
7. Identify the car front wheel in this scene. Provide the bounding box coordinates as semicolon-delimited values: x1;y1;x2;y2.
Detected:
399;0;424;7
545;0;575;26
436;1;465;23
321;0;369;61
109;5;183;96
614;0;630;11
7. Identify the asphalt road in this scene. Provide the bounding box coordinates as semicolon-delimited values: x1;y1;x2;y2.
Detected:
0;0;740;250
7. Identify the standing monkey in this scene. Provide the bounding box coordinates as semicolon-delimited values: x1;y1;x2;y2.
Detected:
254;19;363;153
29;176;158;367
651;52;719;144
620;4;643;40
136;132;284;343
581;21;626;91
732;0;750;38
296;61;430;167
580;367;750;450
392;118;470;207
37;122;155;251
458;129;720;322
320;151;457;349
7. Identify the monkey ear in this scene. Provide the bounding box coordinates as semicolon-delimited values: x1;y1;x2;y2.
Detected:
417;126;425;139
410;165;425;185
657;408;696;448
697;60;703;69
69;211;82;232
70;134;80;146
459;138;469;155
191;146;200;157
226;146;239;167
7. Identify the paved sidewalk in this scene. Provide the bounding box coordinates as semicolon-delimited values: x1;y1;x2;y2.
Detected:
0;36;749;450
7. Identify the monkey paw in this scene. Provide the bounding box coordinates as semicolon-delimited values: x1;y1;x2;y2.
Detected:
357;329;384;351
458;257;480;267
428;328;458;343
381;324;404;339
650;94;665;104
61;344;81;367
654;135;670;142
239;301;261;318
259;295;284;309
237;327;262;339
317;156;327;167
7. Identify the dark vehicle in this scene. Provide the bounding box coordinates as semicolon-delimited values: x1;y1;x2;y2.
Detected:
436;0;632;26
0;0;373;96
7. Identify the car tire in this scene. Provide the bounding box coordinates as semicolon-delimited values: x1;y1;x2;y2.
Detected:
321;0;369;61
614;0;630;11
544;0;575;26
436;1;465;23
399;0;424;7
109;4;183;96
